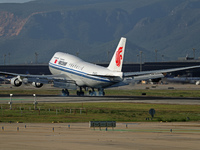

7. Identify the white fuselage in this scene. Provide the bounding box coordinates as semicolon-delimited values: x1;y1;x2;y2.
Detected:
49;52;123;89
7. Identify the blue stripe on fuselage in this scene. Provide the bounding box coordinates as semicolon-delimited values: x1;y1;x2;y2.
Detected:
49;62;111;83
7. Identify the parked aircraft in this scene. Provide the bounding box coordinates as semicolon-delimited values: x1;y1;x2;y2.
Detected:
0;37;200;96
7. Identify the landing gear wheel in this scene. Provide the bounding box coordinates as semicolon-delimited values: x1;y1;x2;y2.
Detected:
77;91;80;96
77;91;84;96
98;89;105;96
62;89;69;96
89;89;96;96
89;90;92;95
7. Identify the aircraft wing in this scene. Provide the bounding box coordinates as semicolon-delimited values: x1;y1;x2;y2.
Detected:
0;71;66;80
123;65;200;77
0;71;77;89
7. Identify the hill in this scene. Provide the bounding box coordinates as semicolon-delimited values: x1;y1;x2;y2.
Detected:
0;0;200;64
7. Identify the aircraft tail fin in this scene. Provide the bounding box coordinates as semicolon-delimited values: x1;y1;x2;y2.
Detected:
107;37;126;72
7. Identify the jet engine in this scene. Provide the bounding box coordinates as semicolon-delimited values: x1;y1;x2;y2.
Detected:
11;77;22;87
32;82;43;88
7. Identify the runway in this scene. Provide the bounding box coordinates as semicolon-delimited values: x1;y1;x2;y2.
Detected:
0;95;200;105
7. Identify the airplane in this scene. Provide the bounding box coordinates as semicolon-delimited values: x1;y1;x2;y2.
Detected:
0;37;200;96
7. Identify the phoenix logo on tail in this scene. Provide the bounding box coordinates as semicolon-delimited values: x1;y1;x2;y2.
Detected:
115;47;123;67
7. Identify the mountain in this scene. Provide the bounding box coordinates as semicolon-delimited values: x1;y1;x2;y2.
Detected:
0;0;200;64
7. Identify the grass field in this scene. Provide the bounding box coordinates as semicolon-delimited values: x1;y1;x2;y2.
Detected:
0;102;200;123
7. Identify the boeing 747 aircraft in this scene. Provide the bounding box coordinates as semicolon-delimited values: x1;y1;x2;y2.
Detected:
0;37;200;96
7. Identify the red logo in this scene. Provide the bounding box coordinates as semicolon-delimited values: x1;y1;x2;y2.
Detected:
54;59;58;64
115;47;123;67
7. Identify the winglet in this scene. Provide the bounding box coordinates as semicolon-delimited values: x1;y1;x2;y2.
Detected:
107;37;126;72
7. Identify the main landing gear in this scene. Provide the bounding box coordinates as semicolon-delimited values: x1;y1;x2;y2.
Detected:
62;88;105;96
62;89;69;96
89;88;96;96
77;87;84;96
98;88;105;96
89;88;105;96
62;88;84;96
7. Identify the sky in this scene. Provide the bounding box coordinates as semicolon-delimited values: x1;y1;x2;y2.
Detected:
0;0;33;3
